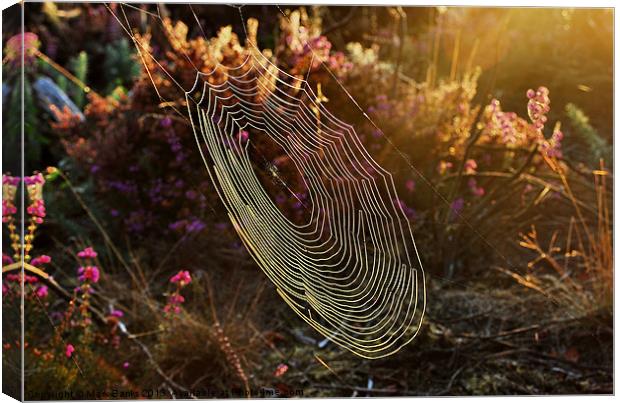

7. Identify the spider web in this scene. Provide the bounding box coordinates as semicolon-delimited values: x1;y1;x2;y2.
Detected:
186;53;425;359
107;3;425;359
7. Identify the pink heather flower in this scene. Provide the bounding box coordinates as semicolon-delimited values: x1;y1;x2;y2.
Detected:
2;254;14;265
484;99;523;144
110;309;124;318
123;361;130;369
31;255;51;267
77;247;97;259
78;266;100;283
168;294;185;305
541;124;564;158
2;175;19;222
25;173;46;223
464;159;478;174
468;178;485;197
238;130;249;143
437;161;453;175
488;98;500;113
163;303;182;314
35;285;48;298
23;173;45;186
405;179;415;193
526;86;550;131
164;291;187;315
7;273;39;284
4;33;40;65
170;270;191;286
2;200;17;221
2;175;20;186
65;344;75;358
274;363;289;377
473;187;485;197
26;200;46;222
2;283;8;296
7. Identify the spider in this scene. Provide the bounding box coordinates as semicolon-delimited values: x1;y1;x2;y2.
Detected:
265;162;283;185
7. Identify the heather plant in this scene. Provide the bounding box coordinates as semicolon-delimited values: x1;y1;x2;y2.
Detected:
1;168;247;397
2;171;129;394
164;270;191;315
44;8;605;283
345;72;577;275
48;12;352;238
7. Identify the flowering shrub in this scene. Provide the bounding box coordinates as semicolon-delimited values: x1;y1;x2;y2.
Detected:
164;270;192;315
336;65;573;272
275;9;353;80
49;13;349;236
42;7;585;279
1;169;131;391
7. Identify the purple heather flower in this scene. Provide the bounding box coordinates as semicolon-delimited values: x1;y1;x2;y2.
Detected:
393;198;416;220
450;198;465;217
468;178;485;197
169;220;186;231
186;219;206;233
160;117;173;128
